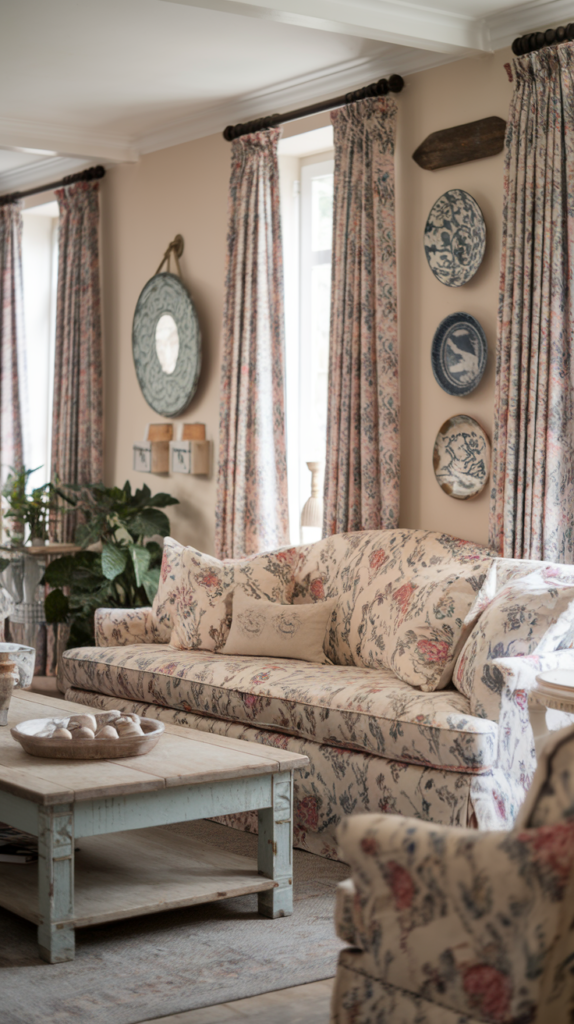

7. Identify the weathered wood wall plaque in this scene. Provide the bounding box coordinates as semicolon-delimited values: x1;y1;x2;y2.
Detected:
413;116;506;171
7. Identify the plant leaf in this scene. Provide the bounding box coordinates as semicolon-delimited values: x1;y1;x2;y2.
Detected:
75;520;101;548
101;543;129;581
146;492;179;508
129;509;171;538
141;566;160;604
129;544;151;588
0;557;9;575
44;589;69;624
45;555;78;588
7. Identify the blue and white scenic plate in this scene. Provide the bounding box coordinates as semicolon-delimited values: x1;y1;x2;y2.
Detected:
431;312;487;396
424;189;486;287
433;415;491;500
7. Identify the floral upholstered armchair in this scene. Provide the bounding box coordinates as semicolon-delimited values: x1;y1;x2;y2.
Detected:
332;725;574;1023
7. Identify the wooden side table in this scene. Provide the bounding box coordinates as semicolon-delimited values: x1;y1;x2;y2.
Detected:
529;670;574;755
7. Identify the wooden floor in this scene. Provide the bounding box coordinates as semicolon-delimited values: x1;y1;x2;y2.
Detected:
140;979;334;1023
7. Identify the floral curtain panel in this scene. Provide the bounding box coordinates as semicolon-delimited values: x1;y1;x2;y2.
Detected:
51;180;103;541
0;203;27;486
215;127;289;559
323;97;399;536
489;46;574;561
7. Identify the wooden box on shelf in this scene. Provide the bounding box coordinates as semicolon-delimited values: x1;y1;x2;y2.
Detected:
171;423;210;475
132;424;173;474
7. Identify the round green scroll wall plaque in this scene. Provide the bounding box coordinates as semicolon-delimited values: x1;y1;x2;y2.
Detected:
132;272;202;417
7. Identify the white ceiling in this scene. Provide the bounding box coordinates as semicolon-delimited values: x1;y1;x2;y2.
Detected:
0;0;570;192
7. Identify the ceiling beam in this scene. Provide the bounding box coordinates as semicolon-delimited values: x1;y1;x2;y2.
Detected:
0;117;138;164
160;0;492;55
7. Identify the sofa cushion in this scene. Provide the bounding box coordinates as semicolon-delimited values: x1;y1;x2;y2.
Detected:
292;530;493;671
222;590;337;663
454;568;574;699
348;571;485;692
164;544;297;653
61;644;498;772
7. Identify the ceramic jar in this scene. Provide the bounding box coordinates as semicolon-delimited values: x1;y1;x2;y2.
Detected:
0;652;18;726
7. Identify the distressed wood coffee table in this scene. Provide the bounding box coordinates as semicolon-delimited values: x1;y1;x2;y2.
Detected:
0;691;309;963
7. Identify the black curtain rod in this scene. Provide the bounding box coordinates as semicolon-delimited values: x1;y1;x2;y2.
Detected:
0;164;105;208
512;22;574;55
223;74;404;141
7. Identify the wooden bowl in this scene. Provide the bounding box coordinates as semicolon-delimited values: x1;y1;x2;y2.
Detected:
11;715;164;759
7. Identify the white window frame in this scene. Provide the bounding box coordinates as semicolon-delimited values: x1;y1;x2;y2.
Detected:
296;157;334;542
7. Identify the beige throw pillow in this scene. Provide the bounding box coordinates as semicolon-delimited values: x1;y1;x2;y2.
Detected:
170;546;297;653
222;589;337;663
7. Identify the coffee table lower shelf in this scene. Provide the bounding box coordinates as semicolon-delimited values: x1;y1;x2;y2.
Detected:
0;825;276;929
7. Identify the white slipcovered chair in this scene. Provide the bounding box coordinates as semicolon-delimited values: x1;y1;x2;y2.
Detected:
332;725;574;1023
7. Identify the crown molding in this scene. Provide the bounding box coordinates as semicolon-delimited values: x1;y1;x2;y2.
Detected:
161;0;490;54
0;156;95;196
486;0;574;49
136;44;453;154
0;116;138;164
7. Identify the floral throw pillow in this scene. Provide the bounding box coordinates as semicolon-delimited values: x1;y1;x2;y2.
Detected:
151;536;186;638
169;545;297;652
222;588;337;663
349;567;489;691
454;568;574;698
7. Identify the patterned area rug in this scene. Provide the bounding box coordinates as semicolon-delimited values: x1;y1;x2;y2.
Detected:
0;820;348;1024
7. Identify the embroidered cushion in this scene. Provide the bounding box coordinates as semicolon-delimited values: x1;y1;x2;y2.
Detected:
170;545;297;652
454;568;574;699
222;589;337;663
349;567;490;692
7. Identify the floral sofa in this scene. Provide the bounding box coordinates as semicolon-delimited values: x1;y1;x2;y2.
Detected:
331;723;574;1022
59;529;574;860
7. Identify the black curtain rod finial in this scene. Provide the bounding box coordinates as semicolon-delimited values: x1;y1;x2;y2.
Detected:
512;22;574;54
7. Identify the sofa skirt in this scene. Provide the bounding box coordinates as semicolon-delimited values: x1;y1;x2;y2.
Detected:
63;687;515;860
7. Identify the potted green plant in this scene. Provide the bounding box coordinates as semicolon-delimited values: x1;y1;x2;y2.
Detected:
44;480;179;647
1;466;54;546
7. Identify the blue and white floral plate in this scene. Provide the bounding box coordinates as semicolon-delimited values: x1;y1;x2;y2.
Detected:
431;312;487;396
433;415;490;500
424;190;486;287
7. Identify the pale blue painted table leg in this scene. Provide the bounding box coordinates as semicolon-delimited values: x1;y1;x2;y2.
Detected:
37;804;75;963
257;771;294;918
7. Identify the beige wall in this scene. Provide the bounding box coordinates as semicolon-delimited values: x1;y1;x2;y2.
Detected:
101;48;514;552
396;49;513;546
101;132;229;551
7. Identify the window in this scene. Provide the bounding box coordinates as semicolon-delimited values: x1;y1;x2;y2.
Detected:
280;130;334;544
20;200;59;490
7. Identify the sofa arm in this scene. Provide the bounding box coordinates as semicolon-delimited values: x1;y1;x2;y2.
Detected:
470;650;574;723
337;812;574;1021
94;607;171;647
468;652;574;792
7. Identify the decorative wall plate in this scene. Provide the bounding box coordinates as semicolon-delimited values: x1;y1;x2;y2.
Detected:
424;189;486;287
433;415;491;500
431;312;487;396
132;272;201;417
